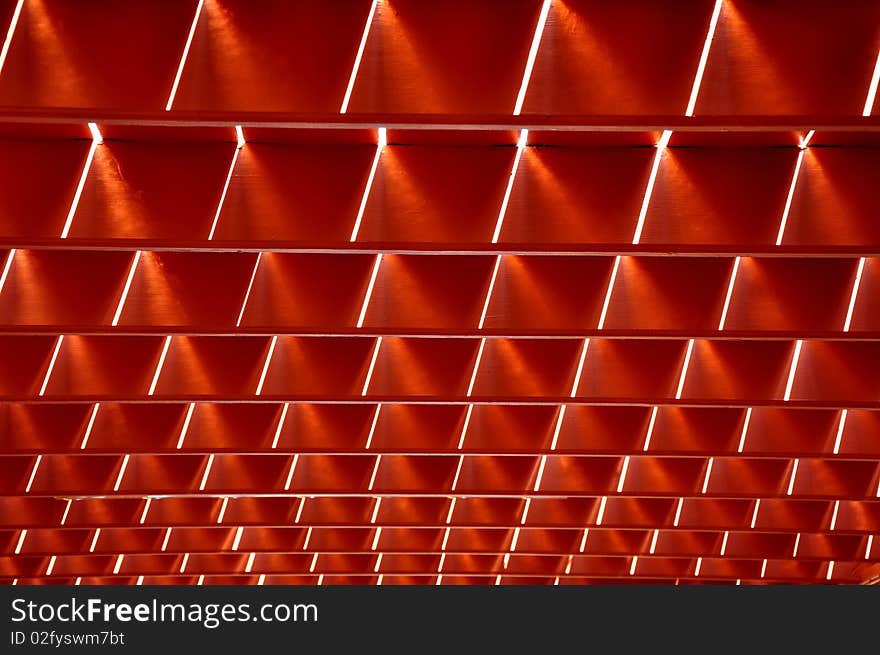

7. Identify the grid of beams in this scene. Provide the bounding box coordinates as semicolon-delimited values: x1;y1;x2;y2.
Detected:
1;0;880;586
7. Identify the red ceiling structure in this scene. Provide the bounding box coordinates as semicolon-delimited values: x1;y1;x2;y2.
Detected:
1;0;880;586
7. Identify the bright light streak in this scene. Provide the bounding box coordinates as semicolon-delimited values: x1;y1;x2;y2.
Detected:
0;248;15;295
513;0;551;115
208;148;241;240
148;336;172;396
199;454;215;491
39;335;64;396
14;529;26;554
80;403;101;449
271;403;289;449
166;0;204;111
0;0;23;76
256;336;278;395
597;256;621;330
491;135;527;243
843;257;866;332
340;0;379;113
25;455;42;493
685;0;723;116
365;403;382;449
786;458;799;495
863;48;880;116
738;407;752;453
235;125;245;149
112;251;141;326
675;339;695;399
357;254;382;327
237;252;262;327
60;125;101;239
642;406;659;451
216;497;229;524
718;256;741;330
701;457;714;494
113;454;130;491
361;336;382;395
177;402;196;449
776;150;805;245
349;134;384;241
479;256;502;328
783;340;803;401
631;134;669;244
139;497;152;524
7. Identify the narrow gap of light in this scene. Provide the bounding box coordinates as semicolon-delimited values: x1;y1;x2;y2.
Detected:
513;0;551;115
303;526;312;550
14;529;26;554
843;257;866;332
0;0;24;76
569;338;590;397
295;497;306;524
368;454;381;490
25;455;42;493
340;0;379;114
371;526;382;551
478;256;502;328
554;576;560;586
46;556;56;576
177;402;196;450
80;403;101;449
866;535;874;560
349;137;384;241
197;575;204;585
495;574;502;586
166;0;204;111
317;573;324;585
649;529;659;554
60;499;72;526
457;406;474;450
693;556;702;577
675;339;695;399
373;553;383;573
88;528;101;553
365;403;382;449
232;526;243;551
783;340;803;401
863;47;880;116
829;500;840;531
792;532;801;558
548;405;567;451
750;499;761;529
198;454;215;491
799;130;815;149
616;456;630;493
283;454;299;491
642;406;659;451
161;528;172;552
0;248;15;296
776;149;805;246
113;454;130;492
139;497;152;525
39;335;64;396
685;0;723;116
596;497;607;526
508;529;521;556
579;528;589;552
136;576;144;586
235;126;245;149
310;553;318;573
467;338;487;396
60;136;99;239
597;256;621;330
760;558;768;579
445;497;457;525
629;556;638;576
179;553;190;573
786;458;799;496
216;497;229;524
357;254;382;327
631;135;669;244
738;407;752;453
255;335;278;395
718;256;741;330
236;252;262;327
376;574;384;585
701;457;714;494
440;528;451;554
113;554;124;575
208;147;240;240
565;554;573;575
271;403;290;449
148;336;172;396
533;455;548;491
361;336;382;395
87;122;103;144
720;530;729;556
673;497;684;527
826;560;834;581
520;497;532;525
258;573;266;585
491;140;526;243
370;497;382;523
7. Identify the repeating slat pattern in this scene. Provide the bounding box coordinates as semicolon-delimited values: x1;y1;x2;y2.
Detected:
1;0;879;586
